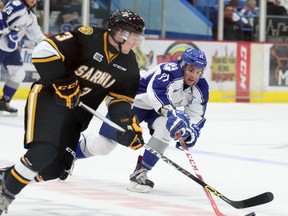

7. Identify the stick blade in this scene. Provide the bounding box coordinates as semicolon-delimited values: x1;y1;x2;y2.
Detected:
233;192;274;209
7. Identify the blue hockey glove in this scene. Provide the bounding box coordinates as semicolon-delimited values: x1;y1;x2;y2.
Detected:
166;110;190;139
175;124;200;150
6;31;19;49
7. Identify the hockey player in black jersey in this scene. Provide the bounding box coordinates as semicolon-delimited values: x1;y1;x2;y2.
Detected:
0;9;145;214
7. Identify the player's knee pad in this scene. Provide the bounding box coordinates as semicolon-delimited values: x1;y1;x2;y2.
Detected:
151;116;172;145
24;142;57;171
147;136;169;154
83;134;117;156
99;119;118;142
6;65;26;83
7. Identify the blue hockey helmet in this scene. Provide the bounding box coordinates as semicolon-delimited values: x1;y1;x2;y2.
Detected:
181;48;207;69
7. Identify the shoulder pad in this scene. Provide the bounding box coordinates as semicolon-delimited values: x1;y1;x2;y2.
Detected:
7;0;25;10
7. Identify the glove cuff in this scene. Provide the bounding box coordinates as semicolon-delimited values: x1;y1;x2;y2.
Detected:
157;104;175;117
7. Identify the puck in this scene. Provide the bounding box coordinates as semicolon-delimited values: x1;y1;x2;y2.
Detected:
245;212;256;216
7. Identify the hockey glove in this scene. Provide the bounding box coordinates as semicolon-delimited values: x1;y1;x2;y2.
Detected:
175;124;200;150
52;75;81;109
166;110;190;139
6;31;19;49
118;116;144;150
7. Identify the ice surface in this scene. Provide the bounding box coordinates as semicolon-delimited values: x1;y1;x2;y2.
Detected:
0;100;287;216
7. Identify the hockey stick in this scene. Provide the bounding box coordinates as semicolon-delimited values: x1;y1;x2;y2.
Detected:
79;102;123;131
175;132;225;216
144;145;273;209
79;101;274;209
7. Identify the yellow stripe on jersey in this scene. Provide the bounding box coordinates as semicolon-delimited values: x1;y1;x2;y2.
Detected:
108;92;134;103
25;84;42;144
43;38;65;62
11;168;30;185
103;32;119;64
32;55;60;63
108;98;129;107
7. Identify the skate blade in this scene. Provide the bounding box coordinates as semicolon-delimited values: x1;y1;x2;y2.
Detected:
0;111;18;117
127;181;152;193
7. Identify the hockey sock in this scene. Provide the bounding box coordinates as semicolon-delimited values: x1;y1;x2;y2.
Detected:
2;84;17;101
141;136;169;169
75;141;86;159
141;150;159;170
4;157;37;195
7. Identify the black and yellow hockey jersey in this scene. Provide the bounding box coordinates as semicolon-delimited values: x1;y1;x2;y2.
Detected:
32;25;140;130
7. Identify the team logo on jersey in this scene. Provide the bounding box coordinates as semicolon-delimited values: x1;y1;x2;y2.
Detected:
78;26;93;35
75;65;116;89
93;52;103;62
13;0;22;6
163;62;178;71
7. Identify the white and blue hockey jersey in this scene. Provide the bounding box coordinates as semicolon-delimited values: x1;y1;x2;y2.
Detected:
0;0;45;52
134;60;209;129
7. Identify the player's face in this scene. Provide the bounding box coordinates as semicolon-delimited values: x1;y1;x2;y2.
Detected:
122;31;144;46
183;64;203;86
25;0;37;8
119;31;144;54
247;0;256;8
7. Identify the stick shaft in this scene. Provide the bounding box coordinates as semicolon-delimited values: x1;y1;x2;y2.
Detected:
78;101;125;132
176;132;225;216
79;101;274;209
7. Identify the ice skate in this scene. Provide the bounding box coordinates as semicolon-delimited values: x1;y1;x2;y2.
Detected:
0;168;14;215
59;158;76;181
0;99;17;117
127;156;154;193
59;134;87;181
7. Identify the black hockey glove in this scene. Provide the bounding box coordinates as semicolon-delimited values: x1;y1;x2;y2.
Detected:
52;75;80;109
118;116;144;150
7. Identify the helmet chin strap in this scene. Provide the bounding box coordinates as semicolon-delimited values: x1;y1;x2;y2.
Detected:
117;42;124;53
110;33;126;53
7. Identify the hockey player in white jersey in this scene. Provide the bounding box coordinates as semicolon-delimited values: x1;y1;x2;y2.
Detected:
125;48;208;192
0;0;45;116
52;47;208;192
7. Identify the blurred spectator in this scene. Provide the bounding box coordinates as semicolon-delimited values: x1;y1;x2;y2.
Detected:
229;0;241;9
267;0;288;15
89;0;110;28
0;0;4;10
239;0;260;40
55;0;82;32
37;0;68;11
240;0;259;22
228;0;250;28
213;4;244;41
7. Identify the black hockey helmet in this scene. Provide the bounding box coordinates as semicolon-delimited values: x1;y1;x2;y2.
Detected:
107;9;145;35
